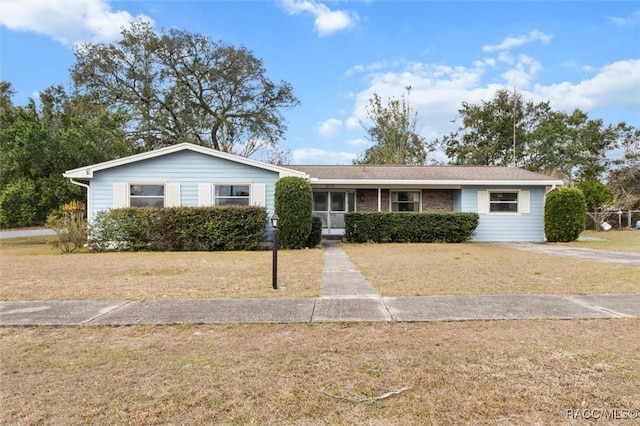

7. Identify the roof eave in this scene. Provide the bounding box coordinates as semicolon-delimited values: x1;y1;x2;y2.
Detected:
62;143;307;179
309;179;565;186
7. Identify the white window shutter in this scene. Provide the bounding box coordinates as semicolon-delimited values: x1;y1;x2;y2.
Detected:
477;191;488;214
165;183;181;207
113;183;128;208
520;191;530;214
251;183;266;207
198;184;212;206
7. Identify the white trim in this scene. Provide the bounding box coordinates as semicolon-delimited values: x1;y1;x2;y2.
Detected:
389;189;422;212
63;143;308;179
213;183;251;206
127;182;167;208
308;178;563;186
377;188;381;212
486;189;521;215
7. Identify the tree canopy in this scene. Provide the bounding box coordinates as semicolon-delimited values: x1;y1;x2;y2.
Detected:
0;83;129;227
440;89;634;182
71;20;299;157
354;90;430;165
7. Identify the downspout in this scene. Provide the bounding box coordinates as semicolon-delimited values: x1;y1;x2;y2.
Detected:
69;178;89;191
544;184;557;196
69;178;91;223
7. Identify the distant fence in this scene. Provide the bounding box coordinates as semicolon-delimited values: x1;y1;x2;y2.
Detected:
585;210;640;230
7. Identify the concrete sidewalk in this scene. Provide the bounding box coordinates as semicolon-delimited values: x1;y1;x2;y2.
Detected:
2;240;639;326
1;294;639;326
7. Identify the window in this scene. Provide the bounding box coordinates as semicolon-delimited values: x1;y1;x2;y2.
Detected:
215;185;250;206
391;191;420;212
489;192;518;213
129;184;165;208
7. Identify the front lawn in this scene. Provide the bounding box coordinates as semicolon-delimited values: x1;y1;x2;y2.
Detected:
343;242;639;297
0;237;323;300
2;320;638;425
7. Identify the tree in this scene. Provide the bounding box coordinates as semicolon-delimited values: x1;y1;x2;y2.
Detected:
608;166;640;210
354;89;429;165
0;83;129;226
72;21;299;156
440;89;632;181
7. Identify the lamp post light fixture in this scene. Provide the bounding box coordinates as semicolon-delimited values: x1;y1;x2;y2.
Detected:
271;213;279;290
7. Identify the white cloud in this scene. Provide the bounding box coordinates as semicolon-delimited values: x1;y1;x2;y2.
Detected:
347;138;367;147
292;148;356;164
342;54;639;144
533;59;640;110
0;0;153;45
482;30;552;52
608;10;640;26
280;0;357;36
316;118;343;137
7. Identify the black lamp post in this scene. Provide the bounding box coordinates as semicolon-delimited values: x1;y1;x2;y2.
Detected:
271;213;279;290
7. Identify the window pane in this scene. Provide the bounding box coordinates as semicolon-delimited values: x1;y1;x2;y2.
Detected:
331;193;345;211
490;202;518;213
314;192;328;211
216;198;249;206
130;197;164;208
216;185;250;197
490;192;518;202
130;184;164;196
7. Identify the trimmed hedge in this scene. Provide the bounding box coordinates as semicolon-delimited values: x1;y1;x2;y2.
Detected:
90;206;267;251
544;187;586;242
345;212;479;243
274;176;313;249
307;216;323;248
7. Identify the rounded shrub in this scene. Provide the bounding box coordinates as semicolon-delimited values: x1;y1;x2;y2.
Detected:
274;176;313;249
544;187;586;242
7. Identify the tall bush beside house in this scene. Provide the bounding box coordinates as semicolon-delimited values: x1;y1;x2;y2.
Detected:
274;176;313;249
46;200;87;253
544;187;586;242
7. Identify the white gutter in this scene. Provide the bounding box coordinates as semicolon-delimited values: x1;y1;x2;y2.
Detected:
544;184;557;195
69;178;89;190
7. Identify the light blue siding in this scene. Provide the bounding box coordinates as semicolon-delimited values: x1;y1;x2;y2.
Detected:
89;150;279;221
460;185;546;242
453;190;462;212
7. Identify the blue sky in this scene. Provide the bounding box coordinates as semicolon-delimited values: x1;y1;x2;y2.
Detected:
1;0;639;164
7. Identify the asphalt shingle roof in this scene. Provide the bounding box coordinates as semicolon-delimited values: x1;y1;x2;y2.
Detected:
287;165;561;182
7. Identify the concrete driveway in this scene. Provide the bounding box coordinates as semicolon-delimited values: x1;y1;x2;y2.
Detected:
495;242;640;267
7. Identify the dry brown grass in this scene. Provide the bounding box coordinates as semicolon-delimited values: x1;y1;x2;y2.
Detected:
558;229;640;253
0;237;323;300
1;320;639;425
343;243;640;297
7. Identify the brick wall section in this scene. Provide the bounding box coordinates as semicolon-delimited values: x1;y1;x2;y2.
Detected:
422;189;454;212
355;189;391;211
357;189;453;212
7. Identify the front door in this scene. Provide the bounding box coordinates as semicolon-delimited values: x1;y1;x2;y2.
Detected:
313;191;353;235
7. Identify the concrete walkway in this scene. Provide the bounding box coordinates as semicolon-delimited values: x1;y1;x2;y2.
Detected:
1;241;639;326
